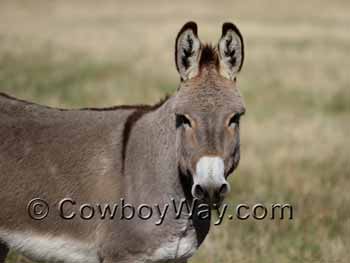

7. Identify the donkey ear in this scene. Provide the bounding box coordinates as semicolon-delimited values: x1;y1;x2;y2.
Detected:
175;21;202;81
218;22;244;80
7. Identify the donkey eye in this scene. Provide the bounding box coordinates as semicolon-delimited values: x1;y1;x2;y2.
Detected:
228;114;241;127
176;114;192;128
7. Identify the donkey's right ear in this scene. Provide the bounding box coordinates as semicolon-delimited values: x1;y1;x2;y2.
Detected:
175;21;202;81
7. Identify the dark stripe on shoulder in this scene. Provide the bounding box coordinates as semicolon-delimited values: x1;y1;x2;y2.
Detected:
1;91;170;176
121;96;170;175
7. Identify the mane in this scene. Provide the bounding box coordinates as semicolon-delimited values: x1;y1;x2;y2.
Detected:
199;44;219;68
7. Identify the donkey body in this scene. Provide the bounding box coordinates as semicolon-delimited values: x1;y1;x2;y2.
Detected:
0;22;245;263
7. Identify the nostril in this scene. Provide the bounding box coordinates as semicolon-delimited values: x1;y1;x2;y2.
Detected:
219;183;230;196
192;184;205;200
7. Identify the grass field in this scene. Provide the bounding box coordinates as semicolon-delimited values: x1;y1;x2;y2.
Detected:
1;0;350;262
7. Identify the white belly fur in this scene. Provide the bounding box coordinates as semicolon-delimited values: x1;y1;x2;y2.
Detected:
0;229;99;263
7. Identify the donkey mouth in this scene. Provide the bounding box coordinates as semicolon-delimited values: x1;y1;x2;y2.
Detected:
191;156;231;208
208;194;226;209
191;182;229;209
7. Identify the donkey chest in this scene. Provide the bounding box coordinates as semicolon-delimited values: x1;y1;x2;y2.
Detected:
148;225;198;262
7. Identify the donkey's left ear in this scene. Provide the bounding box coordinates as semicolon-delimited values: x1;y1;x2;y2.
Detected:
218;22;244;80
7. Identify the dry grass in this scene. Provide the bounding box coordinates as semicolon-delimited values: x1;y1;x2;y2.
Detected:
0;0;349;262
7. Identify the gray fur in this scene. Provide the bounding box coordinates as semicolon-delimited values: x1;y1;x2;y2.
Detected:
0;21;245;263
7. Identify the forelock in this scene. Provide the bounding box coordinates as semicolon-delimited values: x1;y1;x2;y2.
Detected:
199;44;219;68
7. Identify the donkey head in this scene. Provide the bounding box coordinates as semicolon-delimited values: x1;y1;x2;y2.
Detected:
173;22;245;207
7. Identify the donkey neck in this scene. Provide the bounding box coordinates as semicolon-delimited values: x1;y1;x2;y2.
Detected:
121;96;210;248
122;96;184;203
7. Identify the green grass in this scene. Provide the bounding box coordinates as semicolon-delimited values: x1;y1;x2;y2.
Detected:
0;0;349;262
0;46;171;108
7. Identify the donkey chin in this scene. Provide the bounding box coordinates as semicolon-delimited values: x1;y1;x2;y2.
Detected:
191;156;231;209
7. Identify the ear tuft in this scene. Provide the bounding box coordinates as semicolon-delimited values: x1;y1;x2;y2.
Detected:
218;22;244;80
175;21;202;81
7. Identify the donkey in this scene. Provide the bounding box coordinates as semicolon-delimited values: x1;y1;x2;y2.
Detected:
0;21;245;263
